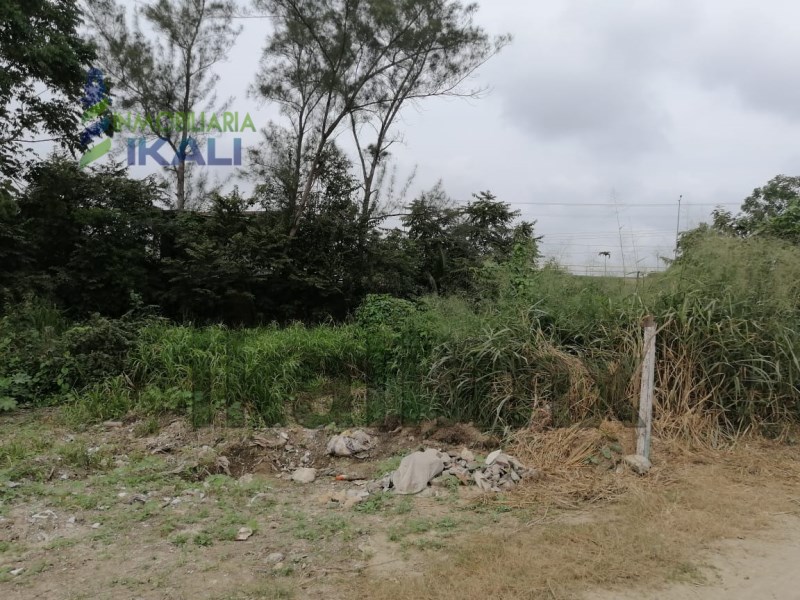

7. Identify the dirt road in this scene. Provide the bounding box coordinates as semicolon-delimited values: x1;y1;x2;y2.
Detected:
588;517;800;600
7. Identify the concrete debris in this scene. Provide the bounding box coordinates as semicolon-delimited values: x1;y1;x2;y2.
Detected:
383;447;536;495
391;449;447;495
291;468;317;484
623;454;652;475
326;430;377;458
485;449;503;466
30;510;58;521
252;431;289;450
215;455;231;476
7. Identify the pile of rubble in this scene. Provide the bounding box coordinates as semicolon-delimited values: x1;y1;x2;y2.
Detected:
276;427;538;496
372;447;538;495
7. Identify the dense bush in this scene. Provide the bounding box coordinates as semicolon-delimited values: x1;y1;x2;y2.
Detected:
0;299;150;411
0;157;535;325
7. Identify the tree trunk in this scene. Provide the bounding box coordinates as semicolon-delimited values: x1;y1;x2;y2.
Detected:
176;161;186;210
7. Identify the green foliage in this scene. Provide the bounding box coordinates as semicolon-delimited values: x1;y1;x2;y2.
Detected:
3;225;799;437
355;295;417;330
3;154;531;324
126;322;365;426
0;0;95;195
3;157;161;315
0;299;152;408
401;186;538;295
712;174;800;244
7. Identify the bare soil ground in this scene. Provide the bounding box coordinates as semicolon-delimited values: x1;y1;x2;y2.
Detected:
588;517;800;600
1;410;799;600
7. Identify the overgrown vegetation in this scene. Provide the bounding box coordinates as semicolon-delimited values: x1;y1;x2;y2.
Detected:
2;229;798;439
1;1;799;441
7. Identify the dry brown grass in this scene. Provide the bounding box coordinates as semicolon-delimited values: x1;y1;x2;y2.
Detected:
349;429;800;600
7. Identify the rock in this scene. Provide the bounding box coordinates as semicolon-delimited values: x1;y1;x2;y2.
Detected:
30;510;57;521
266;552;285;564
291;468;317;484
473;471;493;492
493;454;512;468
252;432;288;450
91;523;101;529
326;430;376;458
235;527;254;541
6;481;21;489
623;455;652;475
127;494;148;505
215;455;231;476
449;466;472;485
485;464;504;480
391;449;446;495
459;448;475;462
10;567;24;576
417;487;447;498
344;489;369;507
366;475;391;494
103;421;124;428
485;449;503;466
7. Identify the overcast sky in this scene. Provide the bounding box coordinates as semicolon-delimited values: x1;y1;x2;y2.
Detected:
117;0;800;274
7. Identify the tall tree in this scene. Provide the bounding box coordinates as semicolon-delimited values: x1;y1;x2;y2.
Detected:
0;0;95;201
253;0;509;237
713;175;800;241
84;0;241;210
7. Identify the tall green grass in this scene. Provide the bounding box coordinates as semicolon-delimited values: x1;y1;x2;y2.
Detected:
128;323;366;426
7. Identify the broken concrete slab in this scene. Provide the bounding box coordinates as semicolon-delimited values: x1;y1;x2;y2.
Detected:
391;449;447;495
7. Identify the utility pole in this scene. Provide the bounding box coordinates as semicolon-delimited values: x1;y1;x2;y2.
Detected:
675;194;683;259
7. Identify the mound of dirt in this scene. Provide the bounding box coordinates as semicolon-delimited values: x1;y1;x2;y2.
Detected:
423;421;499;449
